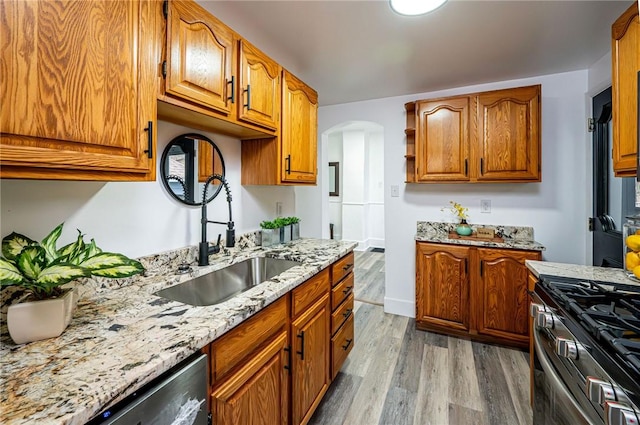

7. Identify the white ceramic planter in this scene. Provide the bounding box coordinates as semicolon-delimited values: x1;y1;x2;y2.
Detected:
7;288;78;344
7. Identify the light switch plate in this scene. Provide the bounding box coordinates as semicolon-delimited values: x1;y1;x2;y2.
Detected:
390;185;400;197
481;199;491;213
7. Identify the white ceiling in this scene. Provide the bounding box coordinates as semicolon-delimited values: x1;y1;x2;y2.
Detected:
202;0;633;106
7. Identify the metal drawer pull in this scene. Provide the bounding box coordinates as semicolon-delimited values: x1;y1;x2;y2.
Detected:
343;308;352;319
243;84;251;110
343;286;353;295
342;263;353;271
342;338;353;351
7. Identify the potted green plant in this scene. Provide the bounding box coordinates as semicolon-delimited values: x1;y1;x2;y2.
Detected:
273;217;291;243
260;220;281;247
0;223;144;344
284;216;301;240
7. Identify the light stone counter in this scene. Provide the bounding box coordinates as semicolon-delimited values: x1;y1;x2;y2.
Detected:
415;221;546;252
0;237;357;425
525;260;640;288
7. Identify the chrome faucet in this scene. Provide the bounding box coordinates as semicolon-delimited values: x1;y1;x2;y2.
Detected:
199;174;235;266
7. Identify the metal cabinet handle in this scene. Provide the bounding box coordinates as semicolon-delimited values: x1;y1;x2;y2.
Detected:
342;338;353;351
343;285;353;295
464;159;468;176
296;331;305;360
285;155;291;174
283;345;291;373
226;76;235;104
480;157;484;175
342;263;353;271
144;121;153;159
343;308;352;319
243;84;251;110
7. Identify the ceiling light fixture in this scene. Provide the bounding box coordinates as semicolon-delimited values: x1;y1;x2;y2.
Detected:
389;0;447;16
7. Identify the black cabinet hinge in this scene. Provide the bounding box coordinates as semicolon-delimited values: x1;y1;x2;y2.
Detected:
588;217;595;231
162;61;167;78
163;0;168;18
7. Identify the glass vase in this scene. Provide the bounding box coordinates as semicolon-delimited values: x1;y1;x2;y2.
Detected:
623;215;640;280
456;219;472;236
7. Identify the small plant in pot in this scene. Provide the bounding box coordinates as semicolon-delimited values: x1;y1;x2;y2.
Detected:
283;216;301;240
273;217;292;243
0;223;144;344
260;220;281;247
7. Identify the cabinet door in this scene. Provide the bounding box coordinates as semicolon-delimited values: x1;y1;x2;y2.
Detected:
165;0;235;115
612;4;639;176
238;40;281;131
475;85;541;181
0;0;156;180
476;248;541;344
281;70;318;184
415;97;470;181
416;243;470;331
212;331;289;425
291;293;330;425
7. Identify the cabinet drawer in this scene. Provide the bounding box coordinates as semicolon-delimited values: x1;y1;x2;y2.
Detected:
331;293;354;336
212;295;288;382
331;314;354;380
291;269;330;318
331;273;354;311
331;252;355;286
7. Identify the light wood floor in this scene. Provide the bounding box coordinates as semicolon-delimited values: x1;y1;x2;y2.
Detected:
310;250;532;425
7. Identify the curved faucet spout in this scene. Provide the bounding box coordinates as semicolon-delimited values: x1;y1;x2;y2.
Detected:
199;174;236;266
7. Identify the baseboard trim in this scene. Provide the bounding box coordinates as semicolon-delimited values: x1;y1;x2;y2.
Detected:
383;297;415;318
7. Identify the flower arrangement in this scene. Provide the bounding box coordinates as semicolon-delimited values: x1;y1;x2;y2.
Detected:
442;201;469;222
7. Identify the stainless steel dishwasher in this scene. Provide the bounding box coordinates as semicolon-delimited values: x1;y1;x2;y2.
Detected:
89;353;208;425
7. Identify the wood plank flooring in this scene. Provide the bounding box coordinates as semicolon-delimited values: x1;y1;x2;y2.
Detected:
310;251;532;425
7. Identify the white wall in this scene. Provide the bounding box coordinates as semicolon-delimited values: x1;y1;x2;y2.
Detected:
368;131;385;248
317;70;590;317
0;121;296;258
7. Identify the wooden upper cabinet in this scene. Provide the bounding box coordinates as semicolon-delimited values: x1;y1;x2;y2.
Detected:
281;70;318;184
165;0;235;115
0;0;157;180
612;3;639;176
238;40;281;131
476;248;541;344
475;85;541;181
416;243;470;332
415;97;470;181
405;84;541;183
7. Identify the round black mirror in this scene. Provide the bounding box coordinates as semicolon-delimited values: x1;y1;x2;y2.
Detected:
160;133;226;206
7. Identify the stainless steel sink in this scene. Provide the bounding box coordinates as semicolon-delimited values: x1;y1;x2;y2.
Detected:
155;257;300;306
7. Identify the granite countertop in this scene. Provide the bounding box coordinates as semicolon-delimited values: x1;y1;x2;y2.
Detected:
525;260;640;288
415;221;546;252
0;237;357;425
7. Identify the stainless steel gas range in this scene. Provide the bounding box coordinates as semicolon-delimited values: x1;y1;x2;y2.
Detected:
531;275;640;425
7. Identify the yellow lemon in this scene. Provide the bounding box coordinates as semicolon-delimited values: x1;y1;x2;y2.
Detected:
626;251;640;270
626;235;640;251
633;265;640;279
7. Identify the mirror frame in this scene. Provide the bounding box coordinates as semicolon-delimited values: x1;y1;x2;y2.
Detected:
160;133;226;206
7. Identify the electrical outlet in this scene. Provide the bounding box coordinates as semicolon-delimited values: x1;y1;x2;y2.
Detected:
276;202;283;216
481;199;491;213
390;185;400;197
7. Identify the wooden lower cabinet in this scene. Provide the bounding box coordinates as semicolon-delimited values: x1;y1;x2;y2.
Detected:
208;252;354;425
476;247;540;346
211;331;289;425
416;242;541;348
291;293;331;425
416;243;470;332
